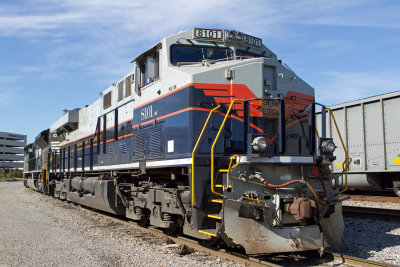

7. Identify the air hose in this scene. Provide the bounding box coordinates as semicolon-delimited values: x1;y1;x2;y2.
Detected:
255;174;328;205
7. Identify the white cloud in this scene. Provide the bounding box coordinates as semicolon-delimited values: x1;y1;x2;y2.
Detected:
1;0;399;39
316;71;400;105
0;90;16;108
1;0;399;99
0;75;20;83
291;0;400;29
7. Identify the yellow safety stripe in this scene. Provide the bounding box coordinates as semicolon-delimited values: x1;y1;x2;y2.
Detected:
198;230;217;237
207;214;222;220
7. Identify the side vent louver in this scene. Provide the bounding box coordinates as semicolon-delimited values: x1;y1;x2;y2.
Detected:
120;142;127;153
134;131;146;160
148;126;163;159
103;92;111;109
108;145;114;155
133;125;165;161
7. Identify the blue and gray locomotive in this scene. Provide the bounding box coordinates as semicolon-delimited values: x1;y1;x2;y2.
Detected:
24;28;344;254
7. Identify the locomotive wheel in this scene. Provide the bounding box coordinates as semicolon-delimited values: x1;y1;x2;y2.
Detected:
137;209;150;227
393;181;400;197
163;216;183;236
200;236;221;247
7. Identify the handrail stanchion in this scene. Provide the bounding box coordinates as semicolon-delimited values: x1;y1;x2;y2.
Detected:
191;105;221;207
325;107;352;193
211;99;243;197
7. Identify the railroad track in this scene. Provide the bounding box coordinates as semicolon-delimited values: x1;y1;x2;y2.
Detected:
342;189;398;197
342;206;400;221
327;253;395;267
25;187;393;267
341;194;400;204
69;202;393;266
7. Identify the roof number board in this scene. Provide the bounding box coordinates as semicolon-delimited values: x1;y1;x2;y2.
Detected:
193;28;223;40
225;30;262;48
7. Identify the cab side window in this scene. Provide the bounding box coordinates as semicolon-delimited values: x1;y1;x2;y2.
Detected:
138;51;159;88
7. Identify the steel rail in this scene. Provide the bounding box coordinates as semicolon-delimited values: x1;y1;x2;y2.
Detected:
342;205;400;221
342;190;398;197
341;194;400;203
327;252;396;267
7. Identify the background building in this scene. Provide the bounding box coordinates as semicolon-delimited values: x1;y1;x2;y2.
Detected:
0;132;27;169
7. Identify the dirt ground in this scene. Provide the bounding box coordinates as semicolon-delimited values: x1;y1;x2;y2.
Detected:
0;182;240;267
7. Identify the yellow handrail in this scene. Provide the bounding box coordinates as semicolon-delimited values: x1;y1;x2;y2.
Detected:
211;99;244;197
325;107;352;193
315;126;320;138
220;154;240;173
191;105;221;207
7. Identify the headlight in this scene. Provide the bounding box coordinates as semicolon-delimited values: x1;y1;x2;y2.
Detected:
252;136;268;152
321;140;336;154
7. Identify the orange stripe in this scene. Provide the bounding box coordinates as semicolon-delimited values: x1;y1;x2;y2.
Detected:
65;132;134;150
193;83;230;90
62;83;253;146
62;125;134;147
61;83;313;148
133;82;253;110
62;118;133;147
134;83;194;110
132;107;191;128
132;107;265;134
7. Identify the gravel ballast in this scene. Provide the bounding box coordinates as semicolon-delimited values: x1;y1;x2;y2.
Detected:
327;217;400;265
1;182;400;266
327;197;400;265
0;182;242;267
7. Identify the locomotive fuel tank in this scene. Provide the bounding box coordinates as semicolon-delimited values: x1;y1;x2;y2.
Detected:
71;177;83;192
71;176;99;194
67;178;125;215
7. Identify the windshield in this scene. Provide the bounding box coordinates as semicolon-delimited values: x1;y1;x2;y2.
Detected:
170;45;233;65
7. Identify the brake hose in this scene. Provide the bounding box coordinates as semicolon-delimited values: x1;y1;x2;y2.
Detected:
255;174;328;205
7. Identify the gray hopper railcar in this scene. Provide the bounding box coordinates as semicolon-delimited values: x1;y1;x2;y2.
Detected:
317;90;400;196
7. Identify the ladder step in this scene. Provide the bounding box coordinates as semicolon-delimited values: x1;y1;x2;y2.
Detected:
211;199;223;204
207;214;222;220
198;230;217;237
215;184;231;188
243;196;265;202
